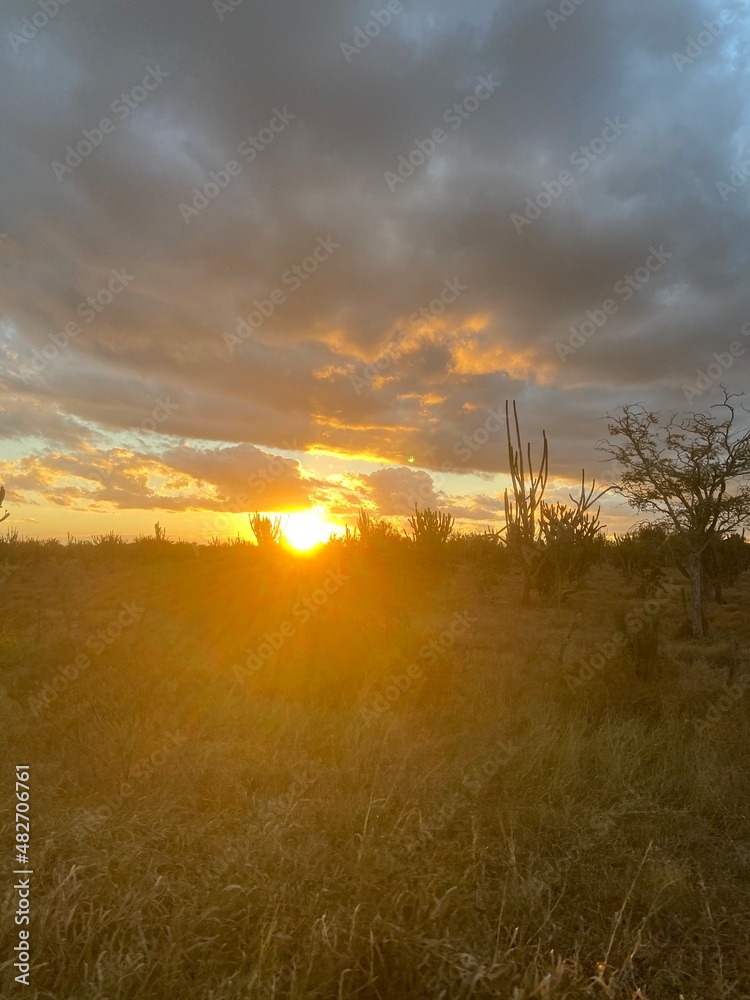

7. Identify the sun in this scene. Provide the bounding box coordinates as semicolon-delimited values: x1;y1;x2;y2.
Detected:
281;508;340;552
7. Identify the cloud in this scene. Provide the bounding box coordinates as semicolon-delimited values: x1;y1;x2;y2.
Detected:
353;465;441;515
1;0;749;525
0;441;321;514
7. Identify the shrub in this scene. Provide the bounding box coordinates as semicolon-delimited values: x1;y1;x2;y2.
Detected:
249;513;283;548
407;505;454;548
91;531;124;546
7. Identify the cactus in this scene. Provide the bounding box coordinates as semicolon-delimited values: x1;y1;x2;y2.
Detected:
503;401;549;602
503;402;610;601
250;512;283;548
407;505;454;547
535;474;608;596
357;509;401;543
608;523;668;595
503;400;548;556
0;485;9;524
92;531;124;546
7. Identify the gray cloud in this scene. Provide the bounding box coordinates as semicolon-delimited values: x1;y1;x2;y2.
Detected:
1;0;749;516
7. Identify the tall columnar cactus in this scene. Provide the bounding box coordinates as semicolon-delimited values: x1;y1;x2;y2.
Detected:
503;400;548;553
0;485;9;524
503;402;609;601
503;400;548;601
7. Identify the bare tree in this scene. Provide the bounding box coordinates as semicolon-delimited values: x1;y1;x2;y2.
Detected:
600;390;750;639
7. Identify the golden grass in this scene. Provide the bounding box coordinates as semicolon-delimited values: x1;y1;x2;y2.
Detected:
2;543;750;998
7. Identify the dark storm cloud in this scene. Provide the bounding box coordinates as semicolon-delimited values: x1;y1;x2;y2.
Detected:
1;0;749;502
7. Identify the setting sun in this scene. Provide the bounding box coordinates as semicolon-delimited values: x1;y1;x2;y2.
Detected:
6;0;749;994
280;508;340;551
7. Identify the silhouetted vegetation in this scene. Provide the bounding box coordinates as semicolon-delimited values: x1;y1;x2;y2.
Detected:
3;400;750;999
3;518;750;999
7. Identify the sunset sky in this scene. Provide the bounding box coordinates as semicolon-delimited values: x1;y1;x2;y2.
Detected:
1;0;749;542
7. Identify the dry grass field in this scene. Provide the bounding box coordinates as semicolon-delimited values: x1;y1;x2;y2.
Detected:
2;534;750;999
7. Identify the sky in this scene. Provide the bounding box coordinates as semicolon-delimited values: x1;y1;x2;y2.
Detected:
1;0;749;542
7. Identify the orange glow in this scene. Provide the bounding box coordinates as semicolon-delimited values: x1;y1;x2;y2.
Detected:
312;413;414;433
450;337;556;382
305;444;396;464
280;508;341;551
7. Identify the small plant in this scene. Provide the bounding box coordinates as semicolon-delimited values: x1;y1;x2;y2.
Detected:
91;531;124;546
230;533;252;547
1;526;21;547
134;523;172;547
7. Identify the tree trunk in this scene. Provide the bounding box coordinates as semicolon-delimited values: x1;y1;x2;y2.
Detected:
687;550;704;640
